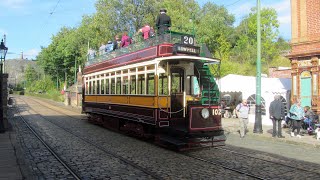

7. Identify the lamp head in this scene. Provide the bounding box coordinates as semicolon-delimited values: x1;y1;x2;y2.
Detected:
0;39;8;61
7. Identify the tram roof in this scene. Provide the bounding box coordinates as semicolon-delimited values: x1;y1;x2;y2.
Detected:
84;31;220;75
155;55;220;64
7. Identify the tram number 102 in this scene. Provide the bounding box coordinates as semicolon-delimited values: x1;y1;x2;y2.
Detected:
182;35;194;45
212;109;222;116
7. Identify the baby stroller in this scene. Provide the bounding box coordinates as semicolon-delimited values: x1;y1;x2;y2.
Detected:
303;116;319;135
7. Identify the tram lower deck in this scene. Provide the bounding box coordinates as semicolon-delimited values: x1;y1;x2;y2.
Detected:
83;41;225;150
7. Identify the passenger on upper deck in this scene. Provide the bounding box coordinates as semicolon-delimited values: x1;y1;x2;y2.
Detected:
156;8;171;35
105;41;114;53
113;35;121;50
149;27;155;38
139;24;151;40
121;32;132;48
99;43;106;55
87;48;96;60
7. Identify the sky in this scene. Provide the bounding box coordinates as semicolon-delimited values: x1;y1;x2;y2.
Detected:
0;0;291;60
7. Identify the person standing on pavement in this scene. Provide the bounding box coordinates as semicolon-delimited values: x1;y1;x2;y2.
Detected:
269;95;285;138
236;99;250;138
289;99;304;138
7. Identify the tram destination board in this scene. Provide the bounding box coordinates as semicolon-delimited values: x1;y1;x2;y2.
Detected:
173;43;200;56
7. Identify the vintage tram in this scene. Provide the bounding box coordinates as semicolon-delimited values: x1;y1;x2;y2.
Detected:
82;31;225;150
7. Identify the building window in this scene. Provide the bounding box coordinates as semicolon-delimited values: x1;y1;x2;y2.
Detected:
313;73;317;95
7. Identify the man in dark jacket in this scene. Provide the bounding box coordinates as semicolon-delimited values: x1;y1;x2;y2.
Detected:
269;95;285;138
156;8;171;35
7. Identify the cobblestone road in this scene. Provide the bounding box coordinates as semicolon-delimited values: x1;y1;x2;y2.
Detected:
9;96;320;179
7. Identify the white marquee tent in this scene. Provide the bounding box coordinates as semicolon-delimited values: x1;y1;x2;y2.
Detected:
218;74;292;125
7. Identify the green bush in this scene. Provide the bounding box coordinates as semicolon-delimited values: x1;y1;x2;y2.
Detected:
26;90;64;102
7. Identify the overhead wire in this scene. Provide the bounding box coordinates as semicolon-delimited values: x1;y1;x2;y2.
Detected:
224;0;243;7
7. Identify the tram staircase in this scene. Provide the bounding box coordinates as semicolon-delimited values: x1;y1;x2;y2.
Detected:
195;56;220;105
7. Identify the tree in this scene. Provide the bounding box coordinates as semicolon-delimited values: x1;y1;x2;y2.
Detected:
230;7;281;75
24;65;38;85
197;2;235;61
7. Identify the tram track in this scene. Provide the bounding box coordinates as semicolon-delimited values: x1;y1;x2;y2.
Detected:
14;96;163;180
214;146;320;175
184;154;266;180
185;146;320;180
14;96;320;179
13;103;81;180
17;96;268;179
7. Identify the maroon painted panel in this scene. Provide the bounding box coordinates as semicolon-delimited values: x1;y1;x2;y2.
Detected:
84;46;159;74
83;43;201;75
189;105;222;131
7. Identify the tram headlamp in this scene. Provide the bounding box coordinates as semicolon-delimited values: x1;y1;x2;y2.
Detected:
201;108;209;119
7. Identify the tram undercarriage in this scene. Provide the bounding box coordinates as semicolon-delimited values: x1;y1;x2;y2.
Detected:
87;111;225;151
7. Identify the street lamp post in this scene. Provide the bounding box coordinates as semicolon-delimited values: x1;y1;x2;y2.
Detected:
254;0;263;133
0;38;8;133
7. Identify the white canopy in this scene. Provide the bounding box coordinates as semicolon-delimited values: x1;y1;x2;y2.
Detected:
219;74;291;94
218;74;292;125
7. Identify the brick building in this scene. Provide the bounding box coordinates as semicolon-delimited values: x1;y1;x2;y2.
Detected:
268;67;291;78
287;0;320;113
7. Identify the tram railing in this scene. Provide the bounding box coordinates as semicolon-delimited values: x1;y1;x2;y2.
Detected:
85;28;195;66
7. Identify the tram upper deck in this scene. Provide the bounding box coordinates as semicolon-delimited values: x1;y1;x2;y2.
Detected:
84;31;219;75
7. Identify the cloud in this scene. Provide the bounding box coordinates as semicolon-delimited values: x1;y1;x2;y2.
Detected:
229;2;253;18
265;0;290;13
1;0;29;9
24;48;40;58
0;28;8;35
278;15;291;25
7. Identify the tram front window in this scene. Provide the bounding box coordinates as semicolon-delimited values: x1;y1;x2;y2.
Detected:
171;71;184;93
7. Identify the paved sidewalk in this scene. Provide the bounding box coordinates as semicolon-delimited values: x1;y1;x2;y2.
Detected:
0;130;22;180
222;117;320;148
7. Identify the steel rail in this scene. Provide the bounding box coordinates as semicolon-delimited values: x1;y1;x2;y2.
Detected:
17;96;163;180
215;146;320;175
184;154;267;180
14;105;81;180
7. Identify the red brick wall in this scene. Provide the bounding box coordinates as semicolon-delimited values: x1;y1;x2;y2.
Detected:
290;0;320;57
269;68;292;78
307;0;320;40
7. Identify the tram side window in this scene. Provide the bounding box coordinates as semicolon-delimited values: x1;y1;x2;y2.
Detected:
85;82;88;95
106;78;110;94
111;78;115;94
189;76;200;96
130;75;136;94
137;74;145;94
93;81;96;94
159;73;168;95
123;76;128;94
97;79;100;94
147;74;155;95
89;81;92;94
101;78;105;94
116;77;121;94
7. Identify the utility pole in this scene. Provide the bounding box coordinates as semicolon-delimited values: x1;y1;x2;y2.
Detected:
74;56;77;84
254;0;263;133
